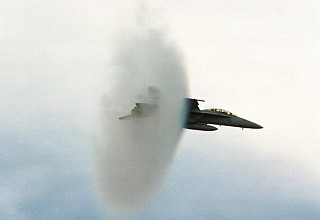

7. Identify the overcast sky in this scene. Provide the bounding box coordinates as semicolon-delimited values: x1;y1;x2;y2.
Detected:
1;0;320;219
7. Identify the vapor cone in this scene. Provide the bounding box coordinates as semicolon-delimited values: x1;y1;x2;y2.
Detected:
95;9;188;216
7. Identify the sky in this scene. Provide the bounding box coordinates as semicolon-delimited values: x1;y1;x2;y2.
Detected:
1;0;320;219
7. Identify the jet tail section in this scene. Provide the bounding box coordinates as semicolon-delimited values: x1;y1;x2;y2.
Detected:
185;98;204;111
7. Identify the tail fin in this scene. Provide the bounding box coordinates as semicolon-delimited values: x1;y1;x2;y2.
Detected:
185;98;205;111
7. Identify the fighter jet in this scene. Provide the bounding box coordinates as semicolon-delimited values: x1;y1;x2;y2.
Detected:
119;88;262;131
185;98;263;131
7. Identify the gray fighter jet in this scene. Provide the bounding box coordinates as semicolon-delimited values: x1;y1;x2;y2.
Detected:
185;98;263;131
119;88;262;131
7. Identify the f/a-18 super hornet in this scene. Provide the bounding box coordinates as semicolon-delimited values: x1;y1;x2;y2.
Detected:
119;87;262;131
185;98;263;131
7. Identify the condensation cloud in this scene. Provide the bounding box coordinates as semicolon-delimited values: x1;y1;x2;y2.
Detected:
95;7;188;216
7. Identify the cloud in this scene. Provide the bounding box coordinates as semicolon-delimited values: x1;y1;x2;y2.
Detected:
0;0;110;219
94;4;188;217
141;133;320;219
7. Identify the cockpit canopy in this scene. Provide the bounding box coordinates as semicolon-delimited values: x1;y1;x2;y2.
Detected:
209;108;233;115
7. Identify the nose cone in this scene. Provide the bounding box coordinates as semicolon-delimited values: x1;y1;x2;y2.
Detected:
251;122;263;129
245;120;263;129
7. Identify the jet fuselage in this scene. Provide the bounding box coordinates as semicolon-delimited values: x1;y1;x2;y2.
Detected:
193;110;262;129
185;99;263;131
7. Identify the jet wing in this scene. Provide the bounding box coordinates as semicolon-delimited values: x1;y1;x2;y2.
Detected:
135;103;155;110
119;103;157;120
119;114;133;120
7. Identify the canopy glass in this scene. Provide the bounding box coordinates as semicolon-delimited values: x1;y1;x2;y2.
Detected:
208;108;233;115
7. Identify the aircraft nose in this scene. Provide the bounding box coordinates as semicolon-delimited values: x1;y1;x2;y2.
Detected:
247;120;263;129
253;123;263;129
239;117;263;129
